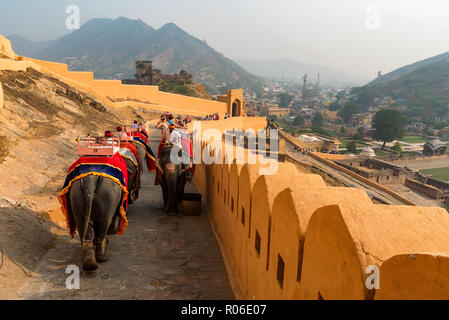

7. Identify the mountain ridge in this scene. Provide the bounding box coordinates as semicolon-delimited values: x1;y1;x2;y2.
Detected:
8;17;260;94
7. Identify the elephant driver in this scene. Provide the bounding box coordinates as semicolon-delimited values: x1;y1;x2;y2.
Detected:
169;126;194;181
155;124;192;185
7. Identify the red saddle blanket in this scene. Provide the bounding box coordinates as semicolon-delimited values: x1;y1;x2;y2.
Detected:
120;142;139;164
58;153;129;238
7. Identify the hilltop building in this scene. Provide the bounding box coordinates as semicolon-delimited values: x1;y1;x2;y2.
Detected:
122;61;193;86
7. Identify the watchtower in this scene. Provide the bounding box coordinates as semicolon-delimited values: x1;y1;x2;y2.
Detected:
217;89;245;117
135;61;153;85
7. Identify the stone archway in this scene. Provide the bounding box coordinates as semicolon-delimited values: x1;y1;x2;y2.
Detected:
231;99;241;117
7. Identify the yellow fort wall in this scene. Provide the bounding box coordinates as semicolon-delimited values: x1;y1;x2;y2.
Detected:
1;36;246;117
20;56;230;117
192;118;449;300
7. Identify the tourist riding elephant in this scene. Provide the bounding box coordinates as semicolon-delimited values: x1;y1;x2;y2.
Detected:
156;144;190;215
68;175;122;271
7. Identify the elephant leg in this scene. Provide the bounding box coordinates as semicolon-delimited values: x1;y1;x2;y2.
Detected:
82;223;97;271
107;212;118;235
92;180;122;263
93;211;115;263
95;238;108;263
177;172;187;204
161;177;168;209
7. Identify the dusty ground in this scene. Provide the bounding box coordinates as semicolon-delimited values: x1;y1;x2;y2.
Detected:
395;156;449;170
0;67;233;299
13;170;233;300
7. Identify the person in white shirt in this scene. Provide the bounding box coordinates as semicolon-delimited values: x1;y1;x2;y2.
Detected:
130;120;139;129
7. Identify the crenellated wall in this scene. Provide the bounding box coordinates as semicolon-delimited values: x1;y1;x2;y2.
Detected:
193;118;449;300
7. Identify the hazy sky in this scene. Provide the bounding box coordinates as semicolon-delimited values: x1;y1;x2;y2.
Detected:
1;0;449;79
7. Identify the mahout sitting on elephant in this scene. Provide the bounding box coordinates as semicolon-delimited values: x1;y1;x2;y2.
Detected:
155;127;193;215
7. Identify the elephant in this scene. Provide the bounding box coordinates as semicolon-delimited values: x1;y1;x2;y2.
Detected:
130;141;147;199
68;175;123;271
156;144;190;215
107;149;138;235
118;148;139;205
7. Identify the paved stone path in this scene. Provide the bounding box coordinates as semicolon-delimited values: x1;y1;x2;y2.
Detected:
14;128;234;300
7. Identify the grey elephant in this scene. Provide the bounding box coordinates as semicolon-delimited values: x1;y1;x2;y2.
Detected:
107;148;139;235
130;141;147;199
119;148;139;204
156;145;190;215
68;175;123;271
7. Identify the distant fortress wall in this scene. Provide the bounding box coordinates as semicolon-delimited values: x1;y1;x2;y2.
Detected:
191;118;449;300
20;57;233;117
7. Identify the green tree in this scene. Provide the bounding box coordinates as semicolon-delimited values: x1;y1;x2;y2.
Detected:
357;127;366;137
278;93;293;108
346;141;357;153
329;101;340;111
336;90;346;100
293;115;305;126
312;112;323;127
352;87;376;106
391;142;403;153
352;132;363;140
339;102;361;123
372;109;406;149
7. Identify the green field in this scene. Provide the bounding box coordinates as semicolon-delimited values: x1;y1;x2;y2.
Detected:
339;139;368;148
400;135;428;143
420;167;449;182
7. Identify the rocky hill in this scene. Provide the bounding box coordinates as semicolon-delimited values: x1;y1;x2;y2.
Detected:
354;53;449;119
8;17;261;94
370;51;449;85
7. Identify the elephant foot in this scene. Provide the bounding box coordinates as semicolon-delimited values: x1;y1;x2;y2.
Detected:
167;210;177;216
95;238;109;263
107;222;117;235
128;195;134;205
82;241;98;271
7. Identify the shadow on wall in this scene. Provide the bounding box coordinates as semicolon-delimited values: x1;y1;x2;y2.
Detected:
193;120;449;300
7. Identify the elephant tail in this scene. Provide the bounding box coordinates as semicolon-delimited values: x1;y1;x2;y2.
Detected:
79;175;102;243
